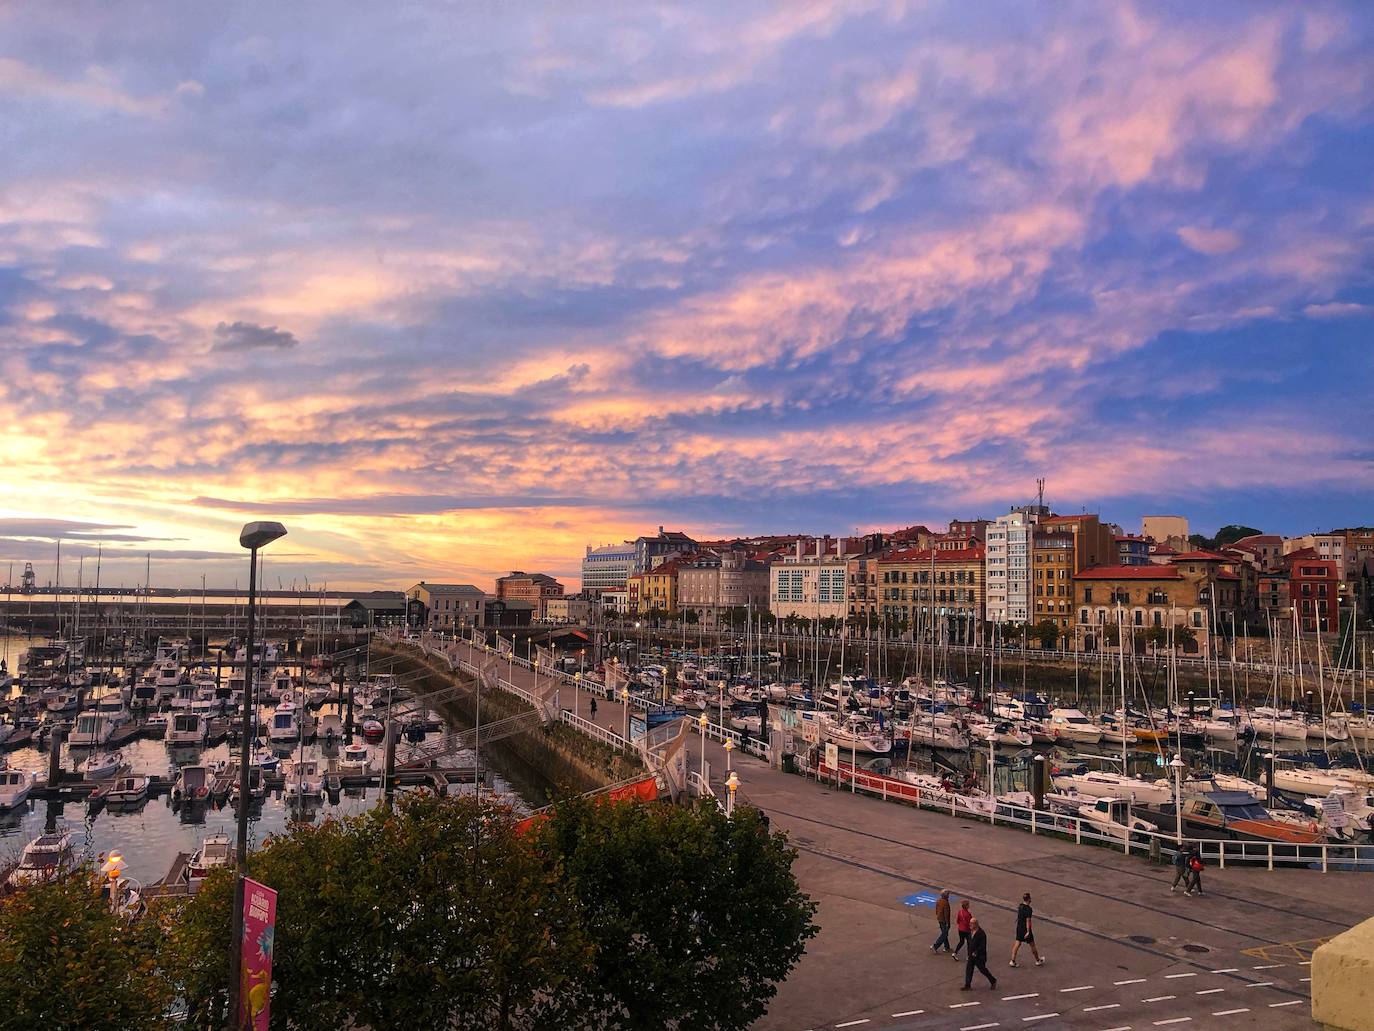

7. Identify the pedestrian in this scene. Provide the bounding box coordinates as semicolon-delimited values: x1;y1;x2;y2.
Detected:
589;696;598;720
952;899;973;959
1186;845;1205;896
1169;843;1189;892
961;917;997;990
931;890;953;954
1010;892;1045;967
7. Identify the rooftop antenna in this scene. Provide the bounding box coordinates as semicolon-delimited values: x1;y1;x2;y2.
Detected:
1035;477;1046;512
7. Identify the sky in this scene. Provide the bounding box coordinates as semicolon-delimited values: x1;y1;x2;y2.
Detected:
1;2;1372;593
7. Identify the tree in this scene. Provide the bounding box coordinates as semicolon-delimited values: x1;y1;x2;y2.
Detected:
1001;621;1024;644
0;869;172;1031
1174;624;1198;652
535;798;818;1030
1144;625;1169;650
683;609;700;626
1031;619;1060;650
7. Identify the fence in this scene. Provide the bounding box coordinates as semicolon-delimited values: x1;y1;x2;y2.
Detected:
799;758;1374;873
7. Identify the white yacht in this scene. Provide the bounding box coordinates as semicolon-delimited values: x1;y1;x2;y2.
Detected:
8;831;77;887
268;700;302;743
1252;708;1310;741
285;758;324;798
186;832;232;886
816;713;892;755
338;742;371;776
83;750;125;780
94;692;132;729
168;712;209;747
903;713;971;750
1049;707;1103;744
1051;767;1173;805
965;715;1033;748
69;711;114;748
173;764;211;804
0;768;35;809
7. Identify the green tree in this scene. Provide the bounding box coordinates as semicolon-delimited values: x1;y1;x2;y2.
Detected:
0;869;172;1031
536;798;818;1030
1144;625;1169;650
684;609;700;626
1174;624;1198;652
1001;621;1024;644
1031;619;1060;649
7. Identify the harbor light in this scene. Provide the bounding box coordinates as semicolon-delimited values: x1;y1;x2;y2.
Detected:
725;772;739;816
724;737;734;772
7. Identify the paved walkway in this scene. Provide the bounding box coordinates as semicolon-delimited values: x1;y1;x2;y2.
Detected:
436;640;1367;1030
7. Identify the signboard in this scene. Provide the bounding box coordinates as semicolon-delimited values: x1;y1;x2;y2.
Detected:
239;878;277;1031
824;742;839;769
630;714;647;742
1321;794;1349;829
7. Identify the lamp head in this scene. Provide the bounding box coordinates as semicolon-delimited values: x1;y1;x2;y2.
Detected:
239;521;288;551
698;713;708;726
726;772;739;791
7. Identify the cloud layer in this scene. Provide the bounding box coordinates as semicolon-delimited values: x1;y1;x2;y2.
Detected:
1;2;1371;589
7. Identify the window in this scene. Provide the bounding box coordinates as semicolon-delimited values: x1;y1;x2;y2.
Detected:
1083;587;1093;603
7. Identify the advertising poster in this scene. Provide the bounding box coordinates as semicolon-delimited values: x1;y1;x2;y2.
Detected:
240;878;277;1031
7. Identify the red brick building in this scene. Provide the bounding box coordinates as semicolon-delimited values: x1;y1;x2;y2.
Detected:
1285;550;1339;633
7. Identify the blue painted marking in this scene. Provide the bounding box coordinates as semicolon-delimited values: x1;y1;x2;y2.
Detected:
902;891;939;908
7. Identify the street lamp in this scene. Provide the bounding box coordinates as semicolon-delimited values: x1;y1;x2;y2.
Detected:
621;687;630;741
724;737;734;772
725;771;739;816
229;520;286;1028
574;671;582;719
698;712;708;779
1169;754;1186;845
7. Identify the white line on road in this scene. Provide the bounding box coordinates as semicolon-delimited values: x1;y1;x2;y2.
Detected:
1269;1001;1302;1008
1098;1026;1132;1031
960;1023;999;1031
1251;964;1283;970
1212;1009;1250;1016
836;1021;870;1028
1142;996;1176;1003
1001;994;1039;1001
1195;988;1225;995
1115;978;1147;985
1153;1019;1192;1026
1022;1015;1059;1023
891;1011;925;1018
1165;973;1197;979
1083;1004;1121;1012
1244;982;1273;988
951;1001;982;1008
1210;968;1239;973
1061;985;1095;993
1300;977;1311;982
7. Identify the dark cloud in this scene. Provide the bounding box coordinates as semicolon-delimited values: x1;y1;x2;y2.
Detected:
211;321;299;352
191;493;595;516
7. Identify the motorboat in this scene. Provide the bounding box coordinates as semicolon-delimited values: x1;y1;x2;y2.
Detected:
677;663;700;686
668;689;708;711
45;691;81;715
338;742;371;776
83;750;125;780
1051;766;1173;805
285;758;324;798
69;711;114;748
168;712;209;747
728;713;763;736
93;692;132;729
1302;788;1374;842
130;674;159;710
362;719;385;743
1049;708;1103;744
317;713;344;747
818;713;892;755
904;714;971;750
7;831;77;887
174;763;212;805
991;693;1050;723
231;766;267;807
94;774;150;807
268;700;302;743
153;660;185;703
144;713;169;738
728;684;767;705
1074;796;1155;842
186;833;232;886
1137;791;1325;844
252;749;282;773
0;768;35;809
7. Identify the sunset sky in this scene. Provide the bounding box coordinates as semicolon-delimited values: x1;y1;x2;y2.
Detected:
2;2;1372;593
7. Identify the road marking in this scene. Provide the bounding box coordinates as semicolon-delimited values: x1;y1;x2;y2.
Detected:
1153;1020;1192;1026
1300;977;1312;982
951;1001;982;1008
1099;1026;1133;1031
1269;1001;1302;1008
1165;973;1196;979
1251;964;1283;970
1210;968;1239;973
1195;988;1225;995
1244;982;1273;988
1022;1015;1058;1023
1001;994;1039;1001
1142;995;1176;1003
1083;1004;1121;1012
892;1011;925;1018
836;1021;869;1028
960;1023;999;1031
1115;978;1147;985
1061;985;1095;993
1213;1009;1250;1016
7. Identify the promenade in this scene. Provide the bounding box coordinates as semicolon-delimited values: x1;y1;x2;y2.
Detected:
438;639;1370;1031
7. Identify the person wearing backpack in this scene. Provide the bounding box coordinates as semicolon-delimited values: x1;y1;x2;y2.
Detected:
1186;845;1205;896
1170;844;1190;892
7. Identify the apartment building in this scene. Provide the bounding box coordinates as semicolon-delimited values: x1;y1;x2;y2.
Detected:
580;542;636;594
875;546;985;642
985;506;1047;624
768;542;852;622
495;571;564;617
1031;531;1075;644
677;551;769;625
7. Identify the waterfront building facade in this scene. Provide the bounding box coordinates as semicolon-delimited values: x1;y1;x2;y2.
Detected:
580;542;636;594
677;552;769;626
875;546;985;642
407;582;487;631
769;548;850;622
495;571;564;618
985;507;1046;625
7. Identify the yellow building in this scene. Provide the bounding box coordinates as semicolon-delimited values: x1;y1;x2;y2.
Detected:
875;546;985;643
1031;530;1075;644
636;557;683;615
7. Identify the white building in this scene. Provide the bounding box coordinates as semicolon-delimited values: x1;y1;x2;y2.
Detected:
1283;534;1345;576
580;542;636;594
985;507;1045;625
768;541;853;621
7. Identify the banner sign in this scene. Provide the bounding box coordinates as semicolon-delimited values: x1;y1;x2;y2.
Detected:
240;878;277;1031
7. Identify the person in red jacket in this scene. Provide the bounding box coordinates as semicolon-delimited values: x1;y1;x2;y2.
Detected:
952;899;974;959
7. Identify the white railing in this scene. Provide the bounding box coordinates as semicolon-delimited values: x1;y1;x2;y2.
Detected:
559;709;631;751
797;758;1374;873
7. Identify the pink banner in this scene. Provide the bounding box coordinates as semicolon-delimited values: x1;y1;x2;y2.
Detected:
239;878;277;1031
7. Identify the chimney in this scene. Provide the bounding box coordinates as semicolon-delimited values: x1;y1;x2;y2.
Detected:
815;539;823;559
838;536;847;557
795;539;804;560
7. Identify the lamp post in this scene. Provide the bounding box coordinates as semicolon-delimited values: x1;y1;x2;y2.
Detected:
724;737;734;772
725;771;739;816
574;671;582;720
1169;754;1186;845
100;850;125;911
621;687;630;741
229;520;286;1030
698;712;708;779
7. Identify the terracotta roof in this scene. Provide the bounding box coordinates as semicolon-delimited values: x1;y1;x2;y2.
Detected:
1169;551;1229;561
1217;572;1240;581
1150;544;1179;555
880;545;985;563
1043;513;1097;522
1075;566;1184;580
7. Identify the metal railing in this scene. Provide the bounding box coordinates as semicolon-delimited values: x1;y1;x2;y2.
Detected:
797;758;1374;872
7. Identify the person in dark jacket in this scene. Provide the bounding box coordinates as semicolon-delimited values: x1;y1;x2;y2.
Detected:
1170;844;1189;892
1186;844;1205;896
931;889;952;953
961;917;997;990
952;899;973;959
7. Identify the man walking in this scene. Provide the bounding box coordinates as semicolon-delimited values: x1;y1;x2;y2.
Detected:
961;917;997;990
1186;845;1205;896
1010;892;1045;967
931;889;952;954
1170;843;1189;892
952;899;973;959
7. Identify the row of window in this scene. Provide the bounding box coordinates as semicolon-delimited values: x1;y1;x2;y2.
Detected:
881;569;976;584
883;588;980;603
1079;607;1205;627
